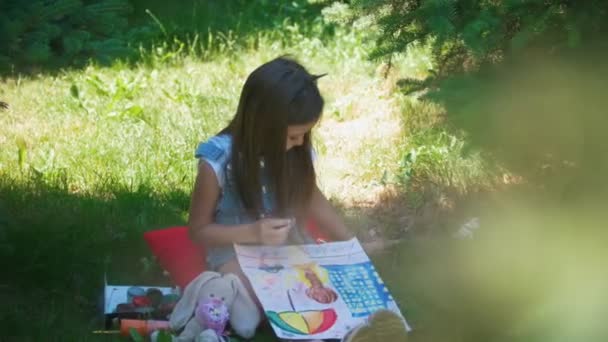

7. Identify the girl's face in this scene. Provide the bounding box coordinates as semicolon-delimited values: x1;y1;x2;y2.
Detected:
286;121;316;151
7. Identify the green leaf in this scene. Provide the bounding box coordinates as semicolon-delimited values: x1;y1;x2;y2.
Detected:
129;327;144;342
121;105;144;119
157;330;173;342
16;138;27;170
86;75;109;97
70;84;79;99
162;89;177;101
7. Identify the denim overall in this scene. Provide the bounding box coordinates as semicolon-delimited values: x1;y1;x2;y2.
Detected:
195;134;313;270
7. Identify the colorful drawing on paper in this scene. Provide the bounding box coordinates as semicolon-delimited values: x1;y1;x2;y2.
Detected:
267;287;338;336
294;263;338;304
325;262;392;317
267;308;337;335
235;238;410;340
258;250;285;273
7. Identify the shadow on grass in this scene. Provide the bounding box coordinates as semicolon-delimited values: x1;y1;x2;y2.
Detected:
2;0;332;77
335;185;492;242
4;173;604;340
0;176;190;340
128;0;328;39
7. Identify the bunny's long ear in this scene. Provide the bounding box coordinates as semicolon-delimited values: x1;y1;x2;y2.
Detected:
170;271;221;330
224;273;261;339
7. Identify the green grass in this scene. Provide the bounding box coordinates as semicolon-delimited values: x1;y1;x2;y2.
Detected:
0;4;500;341
397;97;499;192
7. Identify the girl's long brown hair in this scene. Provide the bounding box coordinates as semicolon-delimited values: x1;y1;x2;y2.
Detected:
222;57;324;220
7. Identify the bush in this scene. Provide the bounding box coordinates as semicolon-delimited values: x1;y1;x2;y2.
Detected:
0;0;141;72
0;0;332;73
344;0;608;79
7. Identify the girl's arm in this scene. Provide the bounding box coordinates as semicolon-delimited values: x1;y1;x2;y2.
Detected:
189;162;292;247
188;162;259;246
308;185;353;241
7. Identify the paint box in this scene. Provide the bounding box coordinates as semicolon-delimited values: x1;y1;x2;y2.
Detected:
102;274;179;330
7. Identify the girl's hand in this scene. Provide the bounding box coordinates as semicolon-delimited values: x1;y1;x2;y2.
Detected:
256;218;292;246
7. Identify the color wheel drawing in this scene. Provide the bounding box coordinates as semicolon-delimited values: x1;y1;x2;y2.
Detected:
266;289;338;336
266;309;337;335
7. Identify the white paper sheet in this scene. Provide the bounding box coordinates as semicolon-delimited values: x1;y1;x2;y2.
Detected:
235;238;409;340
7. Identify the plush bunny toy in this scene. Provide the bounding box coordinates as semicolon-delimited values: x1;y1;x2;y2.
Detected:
152;271;261;342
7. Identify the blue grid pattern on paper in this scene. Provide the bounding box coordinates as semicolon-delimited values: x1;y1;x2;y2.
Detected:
324;262;392;318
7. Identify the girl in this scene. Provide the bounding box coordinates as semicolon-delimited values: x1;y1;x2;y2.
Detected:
188;57;406;341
